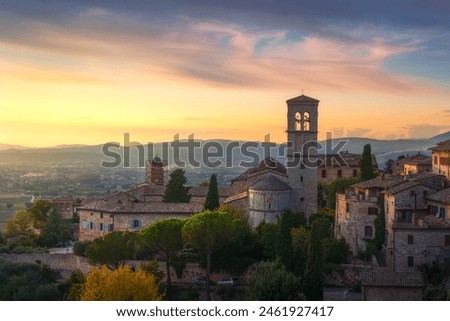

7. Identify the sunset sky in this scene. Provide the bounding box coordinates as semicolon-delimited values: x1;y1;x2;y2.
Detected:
1;0;450;147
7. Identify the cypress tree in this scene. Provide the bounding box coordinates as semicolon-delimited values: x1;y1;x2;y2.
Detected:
162;169;191;203
359;144;376;181
303;219;325;300
204;174;220;210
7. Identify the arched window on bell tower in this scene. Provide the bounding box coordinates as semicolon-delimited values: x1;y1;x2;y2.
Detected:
303;112;310;131
295;112;302;131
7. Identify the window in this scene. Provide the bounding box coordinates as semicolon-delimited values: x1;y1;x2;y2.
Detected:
82;219;87;230
423;191;428;200
346;203;350;213
408;235;414;244
99;223;104;231
439;207;445;219
434;156;438;165
410;191;415;197
89;222;94;230
445;235;450;246
100;212;103;219
108;224;114;232
429;205;438;216
303;112;310;131
321;169;327;178
132;219;141;229
300;176;303;182
268;203;271;210
300;197;304;202
368;207;378;215
353;169;358;177
295;112;301;131
364;226;373;238
337;169;342;178
407;256;414;267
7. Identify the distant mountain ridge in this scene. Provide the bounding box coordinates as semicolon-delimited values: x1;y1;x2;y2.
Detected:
0;131;449;168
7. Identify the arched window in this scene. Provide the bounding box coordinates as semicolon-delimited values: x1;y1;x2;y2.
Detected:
364;226;373;238
303;112;310;131
295;112;301;131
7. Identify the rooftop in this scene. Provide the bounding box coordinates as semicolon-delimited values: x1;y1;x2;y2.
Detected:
286;94;319;103
233;156;287;182
427;188;450;204
317;152;377;168
249;175;291;191
429;139;450;151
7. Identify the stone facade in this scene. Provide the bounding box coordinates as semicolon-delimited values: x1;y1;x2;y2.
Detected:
51;196;82;219
335;193;379;255
286;95;318;217
248;175;291;228
317;152;378;185
430;140;450;180
390;226;450;272
389;153;431;176
78;201;202;241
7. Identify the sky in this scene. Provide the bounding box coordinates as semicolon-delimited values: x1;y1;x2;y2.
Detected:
1;0;450;147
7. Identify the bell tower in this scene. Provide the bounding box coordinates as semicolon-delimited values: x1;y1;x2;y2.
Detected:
286;94;319;217
146;156;165;185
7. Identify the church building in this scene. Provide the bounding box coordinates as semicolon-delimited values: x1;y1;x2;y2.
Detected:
77;94;320;239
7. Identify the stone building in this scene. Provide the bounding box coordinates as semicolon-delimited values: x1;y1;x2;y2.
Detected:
335;172;447;256
223;94;319;227
285;95;318;216
430;139;450;180
78;165;233;241
362;271;424;301
51;196;83;220
402;157;432;175
79;94;320;239
388;153;431;176
224;156;292;229
317;152;378;185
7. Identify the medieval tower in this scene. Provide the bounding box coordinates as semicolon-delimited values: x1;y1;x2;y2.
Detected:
146;156;165;185
286;94;319;217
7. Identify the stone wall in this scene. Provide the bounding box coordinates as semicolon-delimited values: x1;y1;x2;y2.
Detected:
0;253;92;279
335;193;378;255
0;253;229;284
392;228;450;272
317;167;358;185
363;286;422;301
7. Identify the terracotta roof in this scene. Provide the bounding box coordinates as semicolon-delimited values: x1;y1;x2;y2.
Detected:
286;94;319;103
395;153;431;163
352;175;403;190
362;271;424;287
419;215;450;229
234;157;287;181
384;181;422;195
317;153;377;167
223;192;248;204
427;188;450;205
249;176;291;191
80;196;203;214
52;196;82;203
429;139;450;151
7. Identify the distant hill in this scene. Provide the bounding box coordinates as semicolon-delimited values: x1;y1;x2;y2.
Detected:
0;131;449;169
0;143;31;151
320;131;450;167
